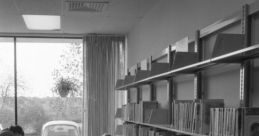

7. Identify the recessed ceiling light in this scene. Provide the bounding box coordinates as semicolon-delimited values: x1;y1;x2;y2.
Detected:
22;15;61;30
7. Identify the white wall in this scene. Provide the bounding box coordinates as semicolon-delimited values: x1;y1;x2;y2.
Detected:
127;0;255;67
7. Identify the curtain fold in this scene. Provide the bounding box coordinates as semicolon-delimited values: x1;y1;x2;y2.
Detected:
83;35;125;136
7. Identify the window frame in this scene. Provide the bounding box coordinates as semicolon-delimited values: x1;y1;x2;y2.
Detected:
0;34;83;125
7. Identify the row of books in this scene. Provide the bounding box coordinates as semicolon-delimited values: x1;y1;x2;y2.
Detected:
209;108;239;136
122;124;138;136
138;126;174;136
171;99;224;135
123;124;175;136
121;99;225;135
121;101;158;123
209;107;259;136
121;101;259;136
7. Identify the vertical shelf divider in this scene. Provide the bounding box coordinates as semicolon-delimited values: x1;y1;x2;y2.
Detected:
194;30;204;100
240;4;251;136
126;69;131;103
150;83;156;101
136;63;142;104
240;4;252;108
149;56;156;101
167;45;173;125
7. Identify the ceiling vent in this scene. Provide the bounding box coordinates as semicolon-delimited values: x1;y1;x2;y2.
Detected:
65;0;110;12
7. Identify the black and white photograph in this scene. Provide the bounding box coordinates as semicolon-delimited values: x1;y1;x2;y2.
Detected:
0;0;259;136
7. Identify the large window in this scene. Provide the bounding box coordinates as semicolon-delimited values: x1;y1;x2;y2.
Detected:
0;38;15;129
0;37;83;136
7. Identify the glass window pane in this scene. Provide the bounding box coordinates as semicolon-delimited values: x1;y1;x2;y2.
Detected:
16;38;83;136
0;37;15;129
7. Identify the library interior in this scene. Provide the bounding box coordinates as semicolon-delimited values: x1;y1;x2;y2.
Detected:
1;0;259;136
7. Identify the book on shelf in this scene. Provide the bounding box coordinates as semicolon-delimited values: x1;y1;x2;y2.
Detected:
170;37;189;52
171;52;198;69
129;64;138;75
124;75;135;85
172;100;199;132
115;124;123;136
140;58;150;71
122;101;159;123
171;99;224;135
139;101;158;123
147;109;169;125
115;79;124;88
210;108;240;136
122;105;126;120
199;99;224;135
134;58;151;81
211;33;244;58
115;108;123;119
150;63;170;76
135;70;150;81
122;123;138;136
209;107;259;136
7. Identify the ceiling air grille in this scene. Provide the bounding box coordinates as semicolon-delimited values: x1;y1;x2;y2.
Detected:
66;0;110;12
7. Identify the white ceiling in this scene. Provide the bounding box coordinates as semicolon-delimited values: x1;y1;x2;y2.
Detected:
0;0;158;34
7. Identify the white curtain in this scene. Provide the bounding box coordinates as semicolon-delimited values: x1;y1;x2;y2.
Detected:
82;35;126;136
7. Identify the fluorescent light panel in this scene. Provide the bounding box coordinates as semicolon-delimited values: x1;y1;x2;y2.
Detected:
22;15;61;30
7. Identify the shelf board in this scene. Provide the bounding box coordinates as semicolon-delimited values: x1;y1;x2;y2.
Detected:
124;120;208;136
116;44;259;90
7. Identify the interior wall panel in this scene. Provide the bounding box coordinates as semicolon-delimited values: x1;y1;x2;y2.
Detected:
174;75;194;100
141;85;151;101
155;80;169;109
128;0;255;67
204;65;240;107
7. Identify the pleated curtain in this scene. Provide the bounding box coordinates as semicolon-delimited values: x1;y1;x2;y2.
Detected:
83;35;126;136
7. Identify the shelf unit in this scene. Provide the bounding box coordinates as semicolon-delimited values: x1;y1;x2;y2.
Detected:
115;2;259;136
116;43;259;90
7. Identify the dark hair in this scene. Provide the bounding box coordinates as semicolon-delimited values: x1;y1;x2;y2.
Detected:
0;129;14;136
251;123;259;136
102;133;111;136
9;125;24;136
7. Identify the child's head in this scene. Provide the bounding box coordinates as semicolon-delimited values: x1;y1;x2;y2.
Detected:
9;125;24;136
102;133;111;136
251;122;259;136
0;129;14;136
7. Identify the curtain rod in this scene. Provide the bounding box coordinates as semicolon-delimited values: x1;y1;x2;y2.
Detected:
0;33;126;38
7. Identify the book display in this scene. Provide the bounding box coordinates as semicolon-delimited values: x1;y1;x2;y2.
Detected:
115;2;259;136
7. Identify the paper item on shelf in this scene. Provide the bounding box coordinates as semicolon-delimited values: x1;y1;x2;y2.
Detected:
151;46;170;62
170;37;189;52
140;59;148;70
129;64;137;75
161;46;170;56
